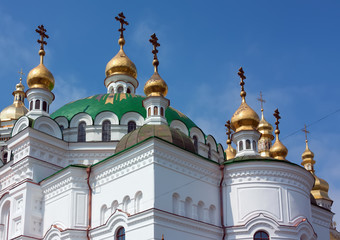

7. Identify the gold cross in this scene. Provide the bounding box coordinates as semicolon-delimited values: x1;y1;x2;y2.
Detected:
257;91;266;110
35;25;49;50
273;108;281;130
18;68;25;82
225;120;232;140
302;124;310;141
238;67;246;91
115;12;129;39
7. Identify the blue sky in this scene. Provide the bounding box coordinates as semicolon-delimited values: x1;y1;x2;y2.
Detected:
1;1;340;225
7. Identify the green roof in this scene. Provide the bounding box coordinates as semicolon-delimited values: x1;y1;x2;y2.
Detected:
50;93;197;130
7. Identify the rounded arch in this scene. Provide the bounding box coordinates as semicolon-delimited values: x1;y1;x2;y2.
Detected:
206;135;217;151
189;127;205;144
11;116;30;136
197;201;205;221
54;116;69;129
185;197;193;218
134;191;143;213
111;200;119;214
217;144;224;157
120;112;144;126
70;112;93;128
209;204;216;224
94;111;119;125
33;116;62;139
172;193;180;214
170;120;189;136
100;204;108;225
122;196;131;214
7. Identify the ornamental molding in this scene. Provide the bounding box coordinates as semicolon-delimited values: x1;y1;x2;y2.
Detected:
225;164;313;193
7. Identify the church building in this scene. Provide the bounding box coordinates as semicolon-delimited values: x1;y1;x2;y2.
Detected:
0;13;338;240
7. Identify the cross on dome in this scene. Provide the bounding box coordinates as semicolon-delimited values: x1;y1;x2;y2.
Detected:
36;25;49;51
302;124;310;142
273;108;281;131
115;12;129;39
149;33;160;72
257;91;266;111
18;68;25;82
238;67;247;101
225;120;232;140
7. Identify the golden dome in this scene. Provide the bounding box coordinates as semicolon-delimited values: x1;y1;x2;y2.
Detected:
230;101;260;132
312;174;331;201
270;132;288;160
27;50;55;91
257;109;274;157
144;71;168;97
301;140;315;171
105;38;137;79
0;102;28;122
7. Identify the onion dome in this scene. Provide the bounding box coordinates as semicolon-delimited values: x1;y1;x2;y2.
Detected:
301;140;315;172
269;109;288;160
105;13;137;79
115;124;195;153
27;25;54;91
225;120;236;160
257;107;274;157
0;74;28;122
144;33;168;97
230;68;259;133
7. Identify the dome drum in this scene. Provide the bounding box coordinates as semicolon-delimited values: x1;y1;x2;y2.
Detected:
104;75;138;94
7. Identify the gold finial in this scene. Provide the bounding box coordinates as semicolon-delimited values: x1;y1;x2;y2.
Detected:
161;234;164;240
224;120;236;160
270;108;288;160
18;68;25;82
35;25;49;64
149;33;160;72
115;12;128;47
238;67;246;102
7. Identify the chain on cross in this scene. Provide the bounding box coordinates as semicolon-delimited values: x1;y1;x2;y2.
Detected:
115;12;129;38
35;25;49;50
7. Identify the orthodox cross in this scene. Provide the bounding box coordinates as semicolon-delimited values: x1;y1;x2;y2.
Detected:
225;120;232;140
35;25;49;50
302;124;310;141
238;67;246;92
115;12;128;38
18;68;25;82
273;108;281;130
150;33;160;60
257;91;266;110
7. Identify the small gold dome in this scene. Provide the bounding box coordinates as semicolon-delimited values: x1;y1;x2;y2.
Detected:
0;102;28;122
230;101;260;132
27;48;54;91
225;139;236;160
301;140;315;168
144;71;168;97
105;38;137;79
270;130;288;160
257;112;274;138
15;82;25;92
312;174;331;201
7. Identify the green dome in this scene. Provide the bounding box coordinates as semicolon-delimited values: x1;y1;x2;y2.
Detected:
50;93;197;130
116;124;195;154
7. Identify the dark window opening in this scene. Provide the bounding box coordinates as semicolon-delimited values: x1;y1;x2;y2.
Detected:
128;121;136;133
253;140;256;150
246;139;251;149
78;121;86;142
42;101;47;112
117;86;124;93
254;231;269;240
102;120;111;142
239;141;243;151
148;107;151;117
154;106;158;115
193;136;198;153
127;88;131;94
35;100;40;110
116;227;125;240
160;107;164;116
29;101;33;110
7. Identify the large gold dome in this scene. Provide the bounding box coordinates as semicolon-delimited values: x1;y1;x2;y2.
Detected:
105;39;137;79
0;102;28;122
144;71;168;97
230;101;260;132
27;63;55;91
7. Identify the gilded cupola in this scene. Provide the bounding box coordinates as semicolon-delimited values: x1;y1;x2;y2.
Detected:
225;120;236;160
105;12;137;79
257;92;274;157
144;33;168;97
301;125;332;207
26;25;55;91
230;67;260;133
269;109;288;160
0;70;28;123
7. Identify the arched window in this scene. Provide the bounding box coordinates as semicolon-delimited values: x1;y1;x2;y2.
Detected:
128;121;136;133
239;141;243;151
29;101;33;110
134;191;143;213
160;107;164;116
172;193;180;214
102;120;111;142
78;121;86;142
35;99;40;110
116;227;125;240
3;152;8;164
252;140;256;151
197;201;204;221
154;106;158;115
209;205;216;224
127;88;131;94
1;201;10;240
117;86;124;93
193;136;198;153
207;143;211;159
246;139;251;149
148;107;151;117
254;231;269;240
100;205;107;225
185;197;192;218
42;101;47;112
